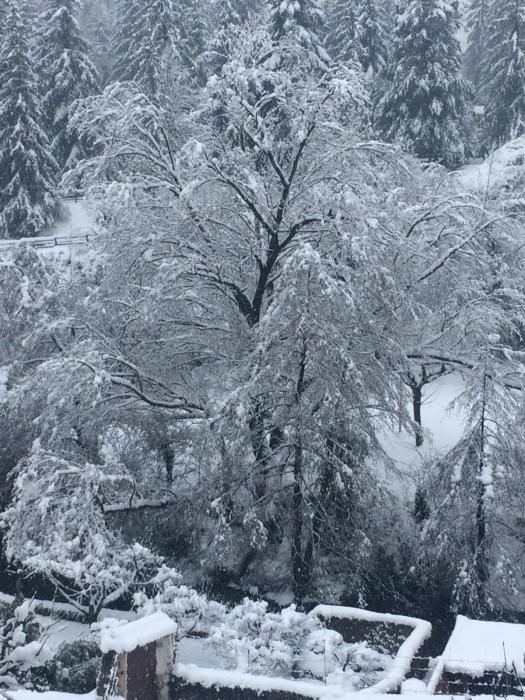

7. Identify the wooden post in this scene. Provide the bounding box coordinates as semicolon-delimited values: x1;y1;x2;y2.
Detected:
97;612;177;700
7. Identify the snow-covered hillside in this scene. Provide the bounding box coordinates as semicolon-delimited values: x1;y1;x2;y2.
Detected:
378;374;466;492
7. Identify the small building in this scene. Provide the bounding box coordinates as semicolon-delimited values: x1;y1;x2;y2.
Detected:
97;611;177;700
428;615;525;696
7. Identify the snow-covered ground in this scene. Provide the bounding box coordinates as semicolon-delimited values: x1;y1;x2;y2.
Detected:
453;135;525;197
6;693;524;700
378;373;467;494
43;201;94;239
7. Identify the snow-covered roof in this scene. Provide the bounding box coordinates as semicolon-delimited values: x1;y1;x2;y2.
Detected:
428;615;525;689
99;611;177;655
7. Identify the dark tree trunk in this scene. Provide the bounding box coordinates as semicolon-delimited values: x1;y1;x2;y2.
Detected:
292;437;308;599
303;450;335;576
474;373;489;603
291;340;309;599
412;384;423;447
161;442;175;486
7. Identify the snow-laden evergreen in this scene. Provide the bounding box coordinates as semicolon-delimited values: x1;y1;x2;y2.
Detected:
463;0;489;96
355;0;390;75
269;0;326;61
112;0;178;97
0;1;60;239
37;0;100;171
480;0;525;149
174;0;209;83
375;0;469;167
325;0;358;64
80;0;116;85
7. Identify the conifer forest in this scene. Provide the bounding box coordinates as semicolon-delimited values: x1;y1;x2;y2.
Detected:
3;0;525;693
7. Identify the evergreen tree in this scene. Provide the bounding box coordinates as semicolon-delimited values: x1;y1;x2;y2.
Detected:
355;0;390;75
464;0;490;95
175;0;209;84
269;0;325;54
214;0;242;27
480;0;525;148
375;0;469;167
38;0;100;171
206;0;247;77
325;0;358;64
0;1;60;239
112;0;178;97
80;0;116;85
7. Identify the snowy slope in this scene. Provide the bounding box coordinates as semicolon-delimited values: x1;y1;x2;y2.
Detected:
453;136;525;198
377;373;466;493
43;201;94;239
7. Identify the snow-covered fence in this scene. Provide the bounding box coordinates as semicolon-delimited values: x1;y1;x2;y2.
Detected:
309;606;432;694
172;666;330;700
172;604;432;700
0;234;93;252
96;612;177;700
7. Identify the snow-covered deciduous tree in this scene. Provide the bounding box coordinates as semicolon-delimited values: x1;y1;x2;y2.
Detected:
375;0;469;167
134;565;226;637
481;0;525;149
62;27;492;599
1;444;159;621
0;1;60;238
37;0;100;171
413;213;525;615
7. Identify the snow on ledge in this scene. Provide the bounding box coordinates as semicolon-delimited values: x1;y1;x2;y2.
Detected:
310;605;432;695
174;662;339;699
309;604;429;629
99;611;177;655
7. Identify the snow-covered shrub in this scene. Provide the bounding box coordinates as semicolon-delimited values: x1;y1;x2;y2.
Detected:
43;640;101;694
209;599;321;676
1;443;160;621
133;565;227;638
300;628;347;678
299;629;390;688
0;599;42;688
208;599;392;686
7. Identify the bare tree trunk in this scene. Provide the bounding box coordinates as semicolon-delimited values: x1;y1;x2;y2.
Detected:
291;339;308;599
160;442;174;486
412;383;423;447
474;372;489;606
292;437;306;598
